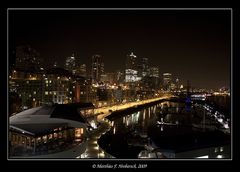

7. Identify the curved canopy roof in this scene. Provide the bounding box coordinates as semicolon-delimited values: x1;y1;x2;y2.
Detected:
10;103;95;136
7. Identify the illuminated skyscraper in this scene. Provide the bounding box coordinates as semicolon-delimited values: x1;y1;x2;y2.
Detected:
65;53;77;74
163;73;172;91
143;67;160;90
125;52;141;82
79;64;87;77
126;52;137;70
138;57;149;77
91;54;104;82
149;67;159;78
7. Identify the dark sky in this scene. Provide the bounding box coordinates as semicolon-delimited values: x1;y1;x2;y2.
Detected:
9;9;231;90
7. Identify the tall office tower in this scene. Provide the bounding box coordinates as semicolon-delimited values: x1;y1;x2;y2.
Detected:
126;52;138;70
175;78;180;91
78;64;87;77
149;67;159;78
91;54;104;82
125;52;141;82
138;57;149;77
15;45;42;71
163;73;172;91
65;53;77;74
146;66;160;90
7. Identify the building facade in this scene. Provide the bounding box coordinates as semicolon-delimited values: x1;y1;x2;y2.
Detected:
91;55;104;82
163;73;172;91
65;54;77;74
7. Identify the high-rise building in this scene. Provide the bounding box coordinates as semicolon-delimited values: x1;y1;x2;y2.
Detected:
138;57;149;77
149;67;159;78
116;70;124;84
65;53;77;74
76;64;87;77
126;52;138;70
91;55;104;82
15;45;42;71
142;67;160;91
163;73;172;91
175;78;180;91
125;52;141;82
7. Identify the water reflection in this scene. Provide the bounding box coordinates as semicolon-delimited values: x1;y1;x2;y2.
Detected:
98;100;230;159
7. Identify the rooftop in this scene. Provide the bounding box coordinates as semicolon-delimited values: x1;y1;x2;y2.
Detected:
10;103;95;136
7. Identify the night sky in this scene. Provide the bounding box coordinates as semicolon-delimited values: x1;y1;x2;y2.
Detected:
9;9;231;90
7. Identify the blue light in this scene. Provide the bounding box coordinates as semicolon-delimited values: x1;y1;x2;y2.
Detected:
186;97;191;103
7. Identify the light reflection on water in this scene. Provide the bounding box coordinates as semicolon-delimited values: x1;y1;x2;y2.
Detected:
98;100;230;158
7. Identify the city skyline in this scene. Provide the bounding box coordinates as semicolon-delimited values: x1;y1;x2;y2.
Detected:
8;9;232;160
9;9;231;90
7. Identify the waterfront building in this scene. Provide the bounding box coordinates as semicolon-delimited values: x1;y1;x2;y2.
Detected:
9;103;94;157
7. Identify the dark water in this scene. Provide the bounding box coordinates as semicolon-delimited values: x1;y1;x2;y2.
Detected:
98;100;230;158
206;95;230;118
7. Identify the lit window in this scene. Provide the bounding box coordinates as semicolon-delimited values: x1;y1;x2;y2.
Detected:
57;77;60;79
45;80;48;83
70;91;72;94
53;132;58;138
33;91;36;94
73;86;75;89
49;80;52;83
75;128;81;138
29;94;31;97
45;91;48;95
48;134;53;139
220;147;224;152
43;136;47;143
26;81;29;84
50;91;52;94
54;92;56;95
33;98;35;101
